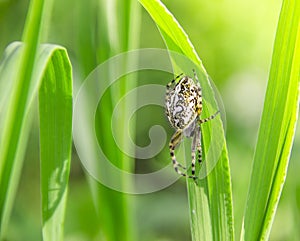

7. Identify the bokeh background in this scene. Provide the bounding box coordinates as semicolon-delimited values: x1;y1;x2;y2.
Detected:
1;0;299;240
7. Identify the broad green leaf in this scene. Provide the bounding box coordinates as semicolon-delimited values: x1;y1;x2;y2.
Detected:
139;0;234;240
0;41;73;240
0;0;72;239
38;45;73;241
241;0;300;240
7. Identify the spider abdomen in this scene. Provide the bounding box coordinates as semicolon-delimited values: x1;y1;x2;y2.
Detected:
165;76;201;130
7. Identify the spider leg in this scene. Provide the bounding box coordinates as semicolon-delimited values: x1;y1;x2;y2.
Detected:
166;73;183;90
192;69;199;82
196;126;203;165
198;110;220;124
195;111;219;168
169;130;199;179
169;129;199;178
176;162;187;170
192;69;203;117
191;125;200;180
169;130;187;177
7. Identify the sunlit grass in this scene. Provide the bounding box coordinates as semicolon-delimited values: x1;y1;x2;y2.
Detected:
139;1;234;240
241;0;300;240
0;0;298;240
0;0;73;240
139;0;299;240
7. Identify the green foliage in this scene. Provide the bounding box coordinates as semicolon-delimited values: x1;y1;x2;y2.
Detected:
0;0;299;240
39;45;73;241
140;0;299;240
241;0;300;240
0;0;73;240
139;0;234;240
0;43;73;241
0;0;48;235
73;1;140;240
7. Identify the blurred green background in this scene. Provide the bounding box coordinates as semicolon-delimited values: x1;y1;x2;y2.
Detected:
1;0;299;240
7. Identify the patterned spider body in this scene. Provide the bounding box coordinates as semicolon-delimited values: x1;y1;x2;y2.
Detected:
165;76;202;135
165;70;219;180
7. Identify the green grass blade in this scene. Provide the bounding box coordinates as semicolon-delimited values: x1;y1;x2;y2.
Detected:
38;45;73;241
0;0;47;236
0;42;73;240
139;1;234;240
241;0;300;240
73;0;140;240
93;0;140;236
0;42;36;238
0;0;72;239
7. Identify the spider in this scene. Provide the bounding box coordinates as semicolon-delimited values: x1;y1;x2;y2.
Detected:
165;69;219;180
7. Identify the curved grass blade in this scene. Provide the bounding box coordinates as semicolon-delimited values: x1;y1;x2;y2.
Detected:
38;45;73;241
0;42;36;238
139;1;234;240
241;0;300;240
0;0;72;239
0;41;73;240
0;0;48;236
